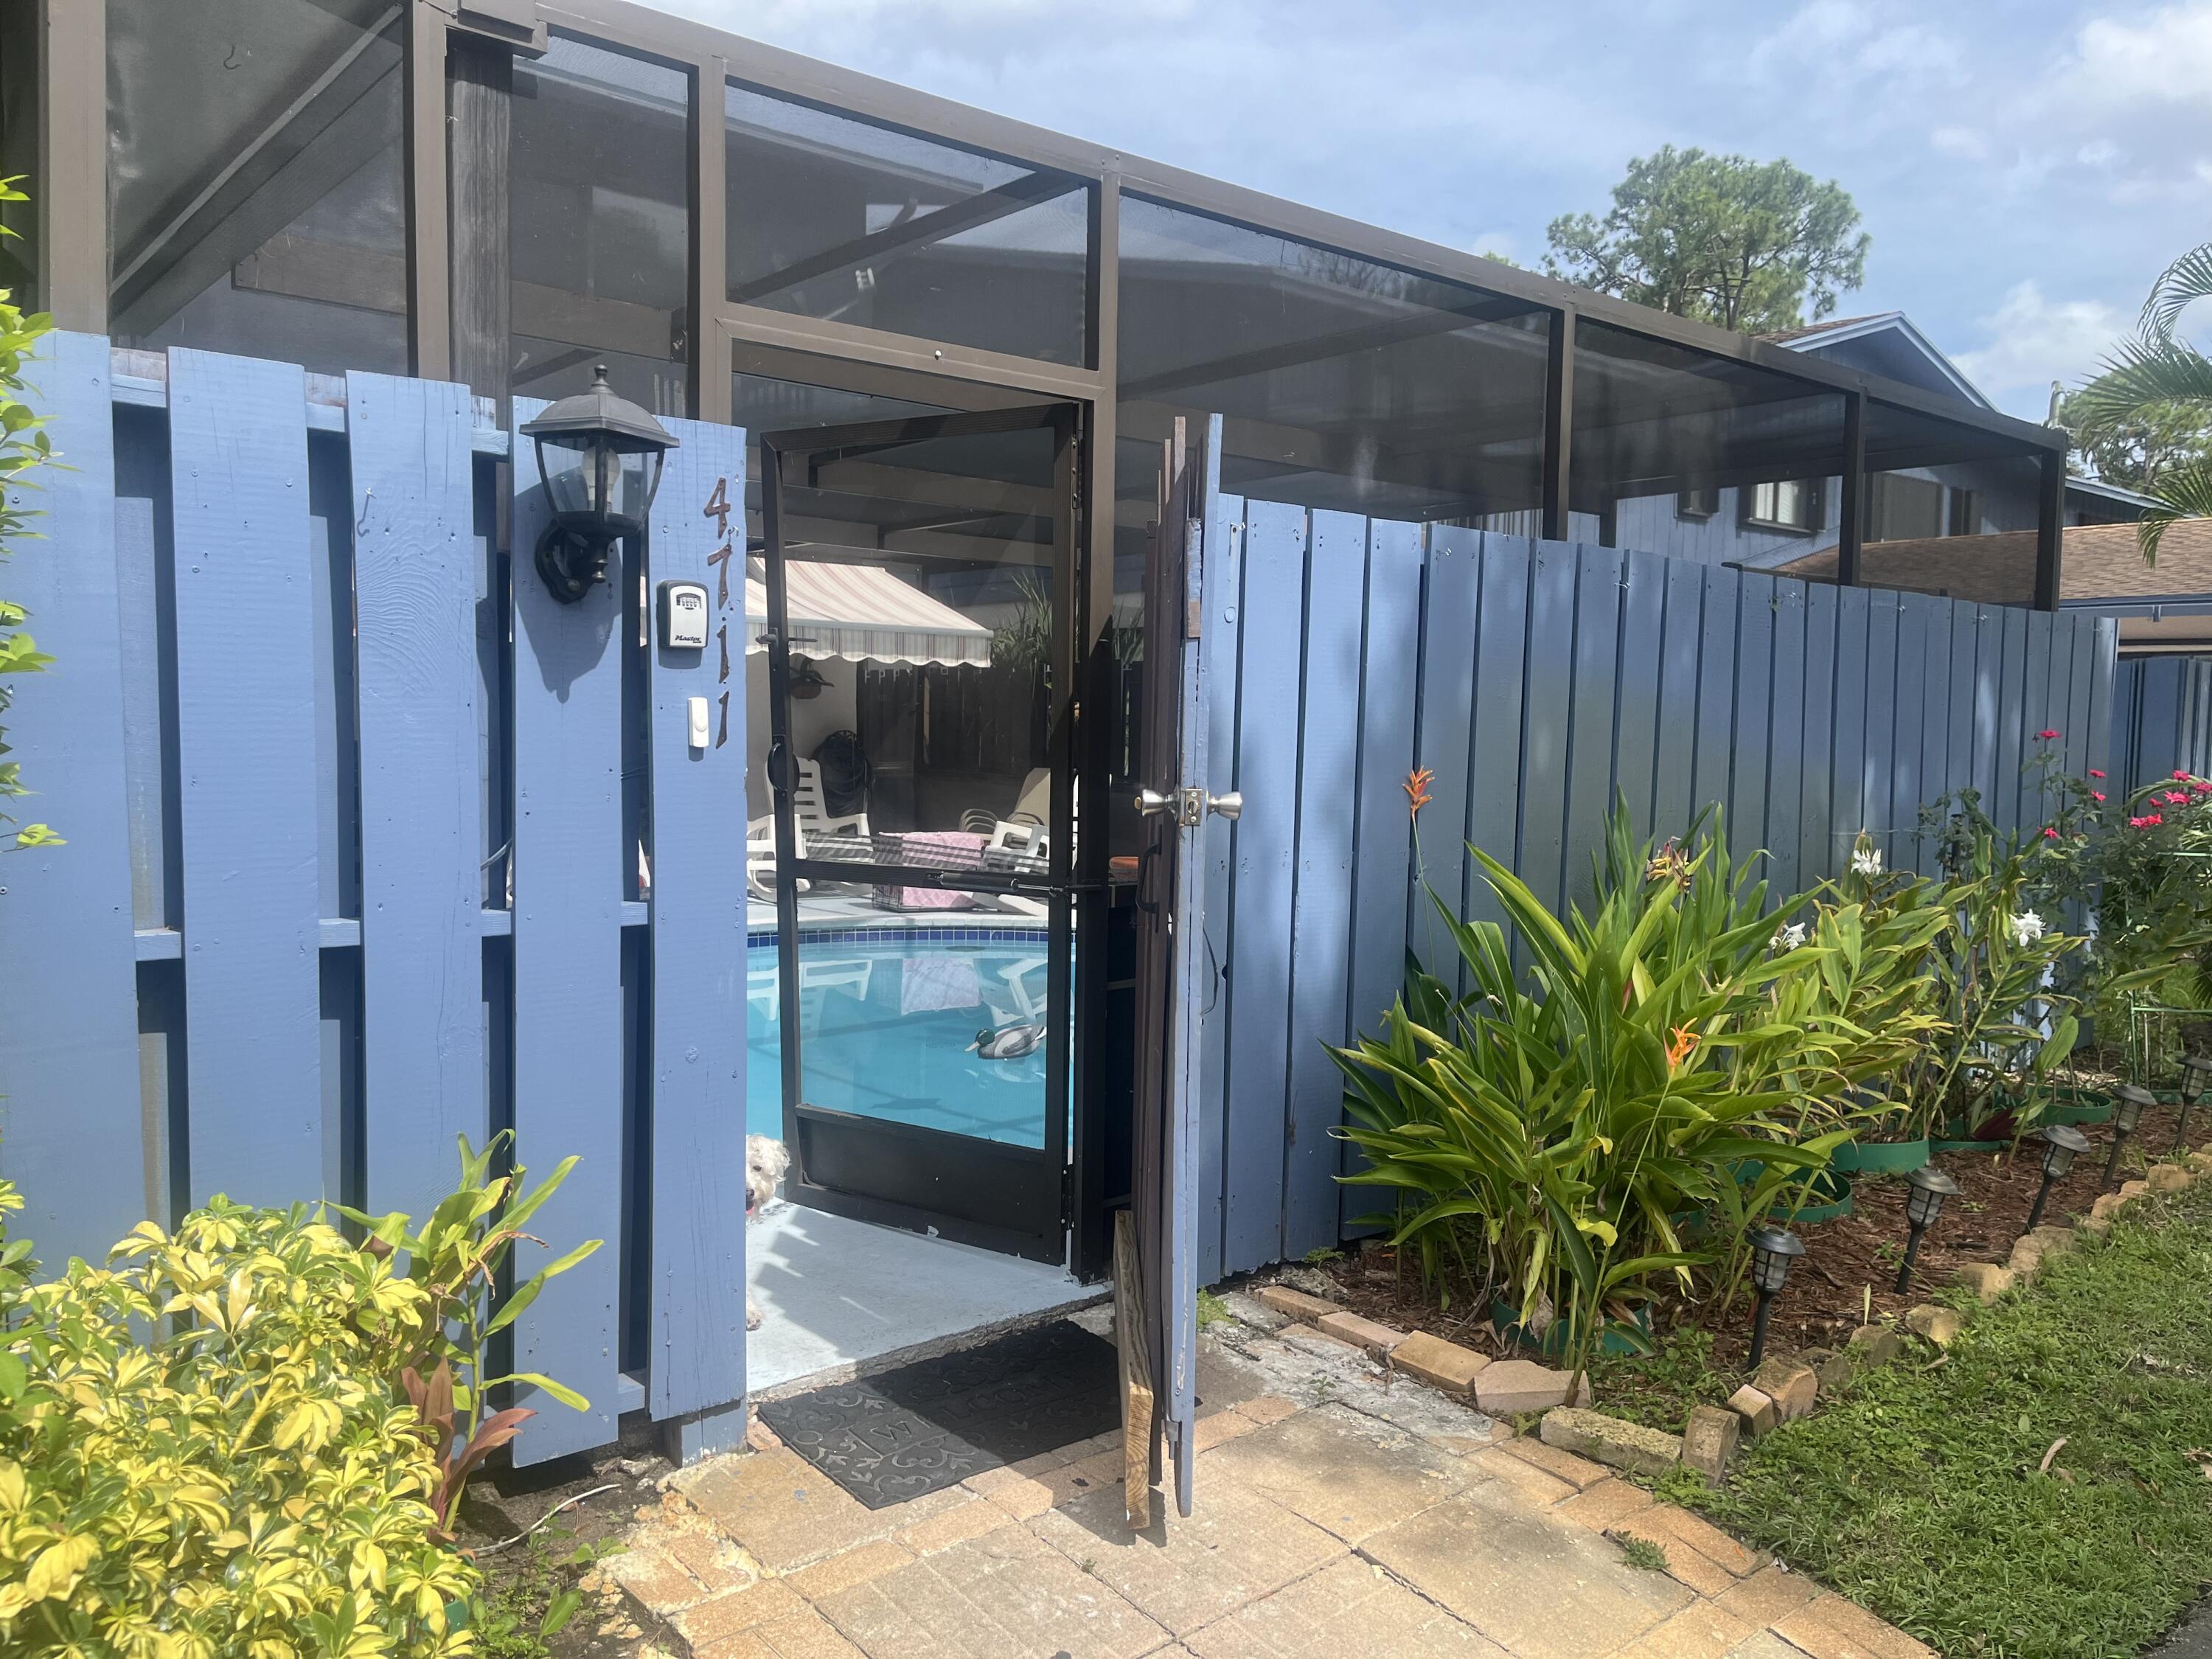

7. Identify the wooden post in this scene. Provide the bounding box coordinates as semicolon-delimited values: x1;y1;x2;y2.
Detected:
448;35;512;410
1113;1208;1155;1529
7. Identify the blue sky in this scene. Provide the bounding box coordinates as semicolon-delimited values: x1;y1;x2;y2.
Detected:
664;0;2211;420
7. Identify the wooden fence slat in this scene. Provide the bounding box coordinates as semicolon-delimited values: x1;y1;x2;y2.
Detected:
1284;509;1364;1259
2086;619;2119;790
1517;541;1577;919
1653;558;1705;844
2064;616;2095;790
1221;499;1305;1273
1888;596;1927;855
1729;573;1776;859
2020;609;2056;829
509;397;626;1464
347;372;485;1220
1913;594;1952;876
1764;579;1806;898
1612;552;1665;842
1993;607;2028;829
1944;604;1978;827
1798;582;1837;883
1562;544;1624;914
1463;535;1529;941
1414;526;1480;932
1195;493;1246;1288
1343;518;1422;1234
167;348;324;1206
1830;587;1871;860
0;333;145;1265
1860;594;1899;858
1692;568;1740;830
646;418;750;1427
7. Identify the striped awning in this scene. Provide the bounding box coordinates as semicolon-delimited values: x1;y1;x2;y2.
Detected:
744;557;993;668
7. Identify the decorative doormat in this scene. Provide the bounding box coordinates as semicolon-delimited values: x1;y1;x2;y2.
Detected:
757;1320;1121;1509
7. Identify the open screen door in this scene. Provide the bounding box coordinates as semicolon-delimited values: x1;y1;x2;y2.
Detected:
1130;414;1232;1518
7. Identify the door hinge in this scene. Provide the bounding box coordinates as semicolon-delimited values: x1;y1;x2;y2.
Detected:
1060;1164;1074;1228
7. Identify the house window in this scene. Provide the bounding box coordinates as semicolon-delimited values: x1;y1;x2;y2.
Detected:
1868;473;1943;541
1947;488;1981;537
1676;485;1720;520
1742;479;1821;534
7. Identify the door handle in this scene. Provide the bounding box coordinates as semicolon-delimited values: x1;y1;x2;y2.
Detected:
1137;787;1242;826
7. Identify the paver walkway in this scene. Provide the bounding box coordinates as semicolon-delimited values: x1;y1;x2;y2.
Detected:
598;1312;1931;1659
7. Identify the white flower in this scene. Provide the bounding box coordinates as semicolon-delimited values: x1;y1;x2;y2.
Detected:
2008;911;2045;948
1771;922;1808;952
1850;846;1885;877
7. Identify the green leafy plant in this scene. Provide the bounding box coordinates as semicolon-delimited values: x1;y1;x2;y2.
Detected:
1333;800;1855;1394
0;1188;479;1655
340;1133;602;1534
0;177;59;851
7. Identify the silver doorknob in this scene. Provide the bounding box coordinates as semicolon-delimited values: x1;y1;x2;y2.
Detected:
1208;792;1243;821
1136;788;1175;817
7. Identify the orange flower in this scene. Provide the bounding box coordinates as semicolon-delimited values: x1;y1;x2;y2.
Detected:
1666;1026;1701;1070
1405;766;1435;817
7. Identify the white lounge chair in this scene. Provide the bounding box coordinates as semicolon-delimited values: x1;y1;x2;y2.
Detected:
795;757;873;860
747;814;810;901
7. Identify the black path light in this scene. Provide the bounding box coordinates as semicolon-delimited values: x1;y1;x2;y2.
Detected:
2105;1085;2155;1188
1745;1226;1805;1371
520;364;678;603
2177;1054;2212;1153
2023;1124;2090;1236
1894;1164;1961;1294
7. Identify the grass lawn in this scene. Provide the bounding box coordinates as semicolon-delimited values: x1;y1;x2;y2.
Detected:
1685;1177;2212;1658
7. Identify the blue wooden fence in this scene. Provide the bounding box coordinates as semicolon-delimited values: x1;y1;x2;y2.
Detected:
1194;515;2118;1281
0;337;748;1462
0;339;2127;1444
2111;655;2212;793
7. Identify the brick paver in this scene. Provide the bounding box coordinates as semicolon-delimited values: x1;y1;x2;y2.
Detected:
605;1318;1929;1659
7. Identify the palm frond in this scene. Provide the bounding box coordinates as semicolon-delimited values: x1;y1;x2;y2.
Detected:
2131;453;2212;564
2069;336;2212;434
2143;241;2212;341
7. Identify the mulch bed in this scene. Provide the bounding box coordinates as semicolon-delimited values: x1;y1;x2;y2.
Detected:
1315;1089;2200;1376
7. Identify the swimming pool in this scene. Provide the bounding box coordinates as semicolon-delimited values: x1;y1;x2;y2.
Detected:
745;928;1056;1149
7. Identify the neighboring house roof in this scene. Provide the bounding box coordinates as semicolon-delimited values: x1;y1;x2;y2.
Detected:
1758;311;1997;411
1772;519;2212;613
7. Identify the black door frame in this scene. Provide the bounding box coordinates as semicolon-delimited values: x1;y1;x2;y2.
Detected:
759;401;1085;1264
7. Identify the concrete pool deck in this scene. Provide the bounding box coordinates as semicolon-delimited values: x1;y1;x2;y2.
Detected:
745;1198;1093;1394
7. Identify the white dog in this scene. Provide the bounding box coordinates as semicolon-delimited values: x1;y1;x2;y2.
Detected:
745;1134;790;1332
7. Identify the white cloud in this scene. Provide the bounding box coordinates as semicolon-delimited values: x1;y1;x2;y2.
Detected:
1931;125;1993;161
1953;282;2128;405
2074;1;2212;105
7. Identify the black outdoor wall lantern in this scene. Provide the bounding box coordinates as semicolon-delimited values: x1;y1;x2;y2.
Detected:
2024;1124;2090;1235
1894;1164;1961;1294
521;364;678;603
2178;1054;2212;1152
2106;1084;2155;1188
1745;1225;1804;1370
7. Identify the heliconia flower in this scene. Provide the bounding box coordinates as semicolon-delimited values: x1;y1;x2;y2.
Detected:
1666;1026;1701;1069
2092;791;2107;803
2042;827;2059;839
1404;766;1434;817
2037;729;2060;740
2008;911;2045;947
2089;770;2107;779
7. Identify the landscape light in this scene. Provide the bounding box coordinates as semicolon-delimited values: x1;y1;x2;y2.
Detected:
1745;1226;1805;1371
2023;1124;2090;1235
1895;1164;1961;1294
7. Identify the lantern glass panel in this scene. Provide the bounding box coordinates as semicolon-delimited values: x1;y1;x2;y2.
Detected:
2042;1141;2078;1178
536;435;598;520
2115;1091;2150;1133
1905;1182;1946;1228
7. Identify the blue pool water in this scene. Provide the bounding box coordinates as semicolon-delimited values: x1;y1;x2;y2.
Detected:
745;929;1054;1148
